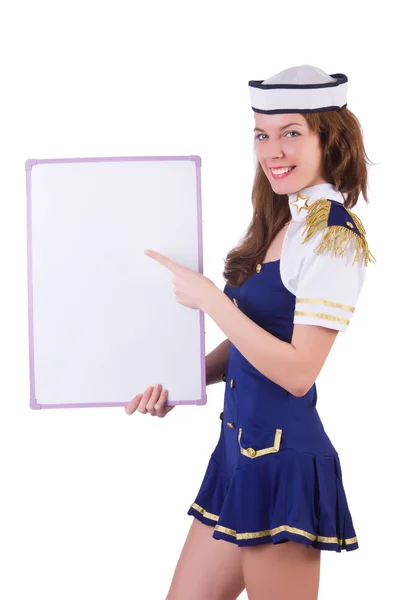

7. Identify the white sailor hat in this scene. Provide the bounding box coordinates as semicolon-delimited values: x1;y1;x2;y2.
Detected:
248;65;348;114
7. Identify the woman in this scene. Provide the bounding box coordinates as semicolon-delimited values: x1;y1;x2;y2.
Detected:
125;65;376;600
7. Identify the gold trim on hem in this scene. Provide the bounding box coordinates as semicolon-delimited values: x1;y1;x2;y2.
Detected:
190;502;219;522
189;503;358;546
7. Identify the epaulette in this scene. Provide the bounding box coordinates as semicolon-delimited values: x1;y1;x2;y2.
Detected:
301;198;376;267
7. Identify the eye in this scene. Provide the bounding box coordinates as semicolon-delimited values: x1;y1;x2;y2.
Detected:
254;131;300;141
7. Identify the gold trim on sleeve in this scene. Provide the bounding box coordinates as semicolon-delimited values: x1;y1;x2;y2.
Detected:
296;297;355;313
294;310;350;325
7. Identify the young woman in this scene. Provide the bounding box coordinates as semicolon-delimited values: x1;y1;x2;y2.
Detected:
125;65;376;600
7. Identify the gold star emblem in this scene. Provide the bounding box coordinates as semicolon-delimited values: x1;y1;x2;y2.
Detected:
291;193;310;213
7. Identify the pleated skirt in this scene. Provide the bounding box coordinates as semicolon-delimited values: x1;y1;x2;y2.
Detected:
187;427;358;552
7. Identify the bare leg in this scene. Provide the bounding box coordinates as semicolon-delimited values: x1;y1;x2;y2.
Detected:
166;518;246;600
241;542;321;600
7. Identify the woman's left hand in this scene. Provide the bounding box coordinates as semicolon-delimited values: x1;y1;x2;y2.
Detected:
144;249;218;311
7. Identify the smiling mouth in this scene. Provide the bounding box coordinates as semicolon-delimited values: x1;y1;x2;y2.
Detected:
268;166;297;180
270;166;296;174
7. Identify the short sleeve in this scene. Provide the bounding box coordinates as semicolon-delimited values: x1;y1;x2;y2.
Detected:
293;233;367;332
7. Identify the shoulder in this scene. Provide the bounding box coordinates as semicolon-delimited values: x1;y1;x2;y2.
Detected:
285;198;376;332
301;198;376;267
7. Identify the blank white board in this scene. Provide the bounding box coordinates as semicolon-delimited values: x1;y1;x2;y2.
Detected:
25;155;206;409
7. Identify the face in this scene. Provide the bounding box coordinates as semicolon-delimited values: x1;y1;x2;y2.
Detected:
253;112;326;195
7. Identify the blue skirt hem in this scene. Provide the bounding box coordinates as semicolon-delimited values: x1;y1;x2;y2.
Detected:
187;504;359;553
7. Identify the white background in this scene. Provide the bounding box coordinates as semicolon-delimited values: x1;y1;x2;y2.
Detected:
0;1;393;598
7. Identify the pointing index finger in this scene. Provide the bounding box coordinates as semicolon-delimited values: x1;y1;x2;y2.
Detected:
144;249;177;271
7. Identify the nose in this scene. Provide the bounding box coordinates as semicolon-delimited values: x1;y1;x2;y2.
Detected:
263;139;285;160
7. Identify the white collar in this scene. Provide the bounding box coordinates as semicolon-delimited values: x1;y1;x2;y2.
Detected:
288;182;345;223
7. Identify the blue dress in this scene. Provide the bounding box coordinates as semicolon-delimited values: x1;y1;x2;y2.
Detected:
187;259;358;552
186;182;375;553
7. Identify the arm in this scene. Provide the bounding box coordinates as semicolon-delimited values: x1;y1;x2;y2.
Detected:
203;291;335;396
205;337;230;386
202;221;368;396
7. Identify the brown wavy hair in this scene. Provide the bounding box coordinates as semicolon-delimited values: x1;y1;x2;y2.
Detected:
222;108;374;288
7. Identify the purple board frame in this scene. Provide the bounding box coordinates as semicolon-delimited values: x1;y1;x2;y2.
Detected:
25;155;207;409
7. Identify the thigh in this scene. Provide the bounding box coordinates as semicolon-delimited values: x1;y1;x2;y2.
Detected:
166;518;245;600
240;542;321;600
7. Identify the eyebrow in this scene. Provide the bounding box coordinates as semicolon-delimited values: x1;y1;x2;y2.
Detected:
254;122;304;133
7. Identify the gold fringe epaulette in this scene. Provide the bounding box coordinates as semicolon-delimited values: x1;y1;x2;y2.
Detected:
301;198;376;267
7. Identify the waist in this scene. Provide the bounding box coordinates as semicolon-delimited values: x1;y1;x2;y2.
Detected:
221;396;337;456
